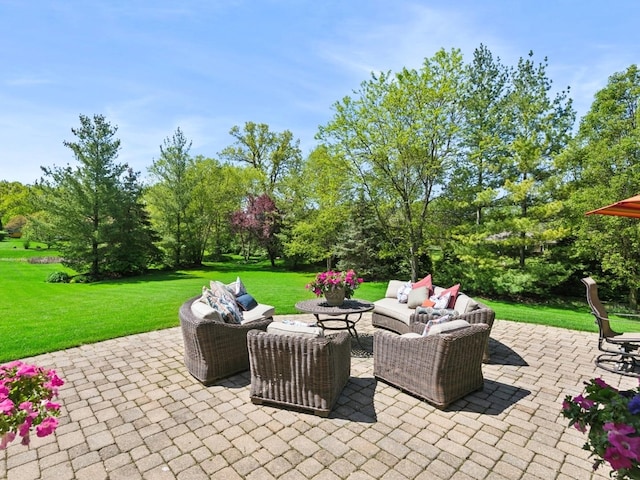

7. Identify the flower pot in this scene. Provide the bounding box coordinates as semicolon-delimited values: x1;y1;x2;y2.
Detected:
324;288;345;306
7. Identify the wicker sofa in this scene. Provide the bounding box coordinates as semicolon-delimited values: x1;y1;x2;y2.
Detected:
374;322;490;408
179;295;275;385
372;280;495;361
247;329;351;417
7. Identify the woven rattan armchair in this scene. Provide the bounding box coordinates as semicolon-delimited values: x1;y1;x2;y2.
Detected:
412;302;495;362
247;330;351;417
374;323;490;408
179;296;273;385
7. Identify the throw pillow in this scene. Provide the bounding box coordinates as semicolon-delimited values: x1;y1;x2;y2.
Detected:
205;284;243;324
441;284;461;309
385;280;406;298
407;286;429;309
422;315;453;336
412;274;432;294
421;298;436;308
397;281;413;303
236;293;258;311
429;291;451;309
210;281;238;304
225;276;248;297
190;299;222;321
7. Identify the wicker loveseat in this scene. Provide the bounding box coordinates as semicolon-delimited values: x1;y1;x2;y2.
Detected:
179;296;274;385
374;322;490;408
247;329;351;417
372;280;495;361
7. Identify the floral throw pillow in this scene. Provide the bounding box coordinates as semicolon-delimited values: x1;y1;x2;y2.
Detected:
397;282;413;303
429;291;451;310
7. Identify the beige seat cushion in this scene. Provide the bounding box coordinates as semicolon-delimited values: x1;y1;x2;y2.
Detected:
241;304;275;324
267;321;324;338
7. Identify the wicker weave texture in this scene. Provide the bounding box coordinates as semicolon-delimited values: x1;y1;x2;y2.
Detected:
247;330;351;417
373;323;490;408
179;296;273;385
372;302;495;361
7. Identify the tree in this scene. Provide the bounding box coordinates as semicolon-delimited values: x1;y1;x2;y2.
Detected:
147;128;196;267
230;193;281;266
283;146;352;269
318;48;465;281
558;65;640;305
40;114;157;276
0;181;32;231
219;122;302;196
498;51;575;269
104;168;162;274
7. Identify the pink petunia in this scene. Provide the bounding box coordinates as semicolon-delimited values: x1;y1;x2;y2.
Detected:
594;378;611;389
0;398;14;414
16;364;39;378
45;401;61;411
0;432;16;449
18;417;33;437
47;371;64;387
603;445;634;470
36;417;59;437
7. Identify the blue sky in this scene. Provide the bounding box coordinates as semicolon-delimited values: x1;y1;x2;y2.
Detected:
1;0;638;184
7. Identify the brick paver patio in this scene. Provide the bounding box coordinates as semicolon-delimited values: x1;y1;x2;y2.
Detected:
1;314;636;479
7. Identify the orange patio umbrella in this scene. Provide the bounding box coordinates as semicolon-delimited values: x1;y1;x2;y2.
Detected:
586;194;640;219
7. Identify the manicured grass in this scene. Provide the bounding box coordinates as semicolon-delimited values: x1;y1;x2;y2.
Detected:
1;238;637;363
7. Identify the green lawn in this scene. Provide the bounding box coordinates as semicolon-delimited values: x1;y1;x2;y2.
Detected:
1;238;635;363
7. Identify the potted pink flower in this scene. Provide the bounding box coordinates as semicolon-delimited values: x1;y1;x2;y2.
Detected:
306;269;364;305
0;361;64;448
562;377;640;479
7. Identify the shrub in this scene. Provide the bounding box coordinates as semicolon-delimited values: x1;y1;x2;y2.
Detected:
69;274;95;284
46;272;70;283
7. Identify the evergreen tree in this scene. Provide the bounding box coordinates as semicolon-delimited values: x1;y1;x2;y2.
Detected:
41;114;156;276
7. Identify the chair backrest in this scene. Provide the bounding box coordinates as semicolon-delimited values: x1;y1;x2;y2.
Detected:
582;277;617;338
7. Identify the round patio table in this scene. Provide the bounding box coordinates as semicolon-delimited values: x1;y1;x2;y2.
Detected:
295;298;374;348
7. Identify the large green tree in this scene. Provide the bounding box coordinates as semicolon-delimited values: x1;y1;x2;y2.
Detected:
497;51;575;270
40;114;156;276
559;64;640;305
318;48;465;281
147;128;197;267
219;122;302;197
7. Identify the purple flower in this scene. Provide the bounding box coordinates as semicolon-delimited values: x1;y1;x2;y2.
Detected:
574;394;595;410
604;422;636;436
604;445;634;470
629;395;640;415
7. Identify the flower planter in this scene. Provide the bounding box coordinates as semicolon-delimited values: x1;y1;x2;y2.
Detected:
324;287;346;306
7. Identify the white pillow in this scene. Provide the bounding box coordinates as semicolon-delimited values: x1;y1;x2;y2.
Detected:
190;300;222;321
385;280;406;298
429;291;451;309
397;282;413;303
